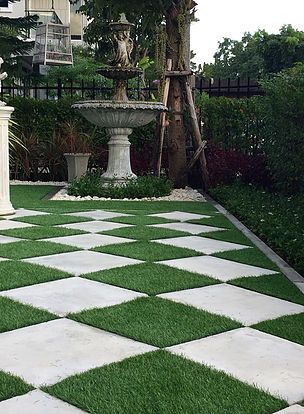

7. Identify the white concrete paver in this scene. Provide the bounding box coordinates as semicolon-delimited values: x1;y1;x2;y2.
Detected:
274;406;304;413
2;208;50;219
0;235;22;244
57;221;131;233
159;284;304;325
154;236;250;254
0;318;155;387
23;250;142;276
159;256;278;281
168;327;304;404
150;222;224;234
65;210;132;221
0;277;145;316
0;390;87;414
148;211;211;222
0;220;35;230
41;233;134;249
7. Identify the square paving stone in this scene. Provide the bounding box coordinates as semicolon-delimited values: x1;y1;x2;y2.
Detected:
0;235;21;244
168;327;304;404
0;220;35;231
150;222;224;234
3;209;49;220
70;296;241;348
0;390;87;414
274;406;304;413
159;256;278;281
0;278;145;316
0;318;155;387
65;210;132;221
159;284;304;325
41;234;134;249
58;221;131;233
24;250;142;276
154;236;251;255
148;211;211;222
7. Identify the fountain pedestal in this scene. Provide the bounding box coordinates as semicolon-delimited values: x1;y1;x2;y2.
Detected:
102;128;136;183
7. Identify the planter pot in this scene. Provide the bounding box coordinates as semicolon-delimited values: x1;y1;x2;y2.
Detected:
64;153;91;183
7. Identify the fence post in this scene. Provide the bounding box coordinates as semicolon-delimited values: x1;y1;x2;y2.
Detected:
57;78;62;99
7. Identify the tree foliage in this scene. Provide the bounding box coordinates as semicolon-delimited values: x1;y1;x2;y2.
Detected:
204;25;304;79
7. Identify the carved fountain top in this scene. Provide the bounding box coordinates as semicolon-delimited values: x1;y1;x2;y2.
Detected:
0;57;8;107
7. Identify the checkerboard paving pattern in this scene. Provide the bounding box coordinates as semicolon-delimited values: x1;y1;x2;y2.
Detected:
0;207;303;413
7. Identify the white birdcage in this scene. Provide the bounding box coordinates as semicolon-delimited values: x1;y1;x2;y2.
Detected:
33;8;73;66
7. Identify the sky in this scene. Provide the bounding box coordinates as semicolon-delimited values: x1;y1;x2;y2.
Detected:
191;0;304;65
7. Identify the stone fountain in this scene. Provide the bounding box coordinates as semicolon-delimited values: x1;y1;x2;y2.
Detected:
73;14;166;184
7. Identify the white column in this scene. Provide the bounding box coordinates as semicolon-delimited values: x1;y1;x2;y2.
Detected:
0;105;15;216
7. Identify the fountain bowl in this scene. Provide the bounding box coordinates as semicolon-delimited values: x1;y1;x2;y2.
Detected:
72;100;167;129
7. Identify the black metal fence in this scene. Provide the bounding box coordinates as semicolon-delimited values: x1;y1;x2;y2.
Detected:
1;77;264;101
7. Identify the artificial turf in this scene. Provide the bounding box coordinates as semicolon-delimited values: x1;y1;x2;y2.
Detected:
189;214;235;229
202;228;253;246
44;350;287;414
13;214;92;226
0;261;71;291
252;313;304;346
69;297;241;347
213;247;280;272
93;241;201;261
0;226;86;240
83;262;219;295
0;371;33;403
107;215;176;225
230;274;304;306
103;225;189;240
0;296;57;333
0;240;78;259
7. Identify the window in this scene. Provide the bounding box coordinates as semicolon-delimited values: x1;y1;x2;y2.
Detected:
0;1;9;7
0;0;12;12
70;0;82;41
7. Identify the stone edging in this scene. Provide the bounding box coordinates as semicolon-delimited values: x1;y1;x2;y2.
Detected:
204;193;304;294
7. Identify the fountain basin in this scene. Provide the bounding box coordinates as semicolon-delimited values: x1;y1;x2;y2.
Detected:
72;100;166;128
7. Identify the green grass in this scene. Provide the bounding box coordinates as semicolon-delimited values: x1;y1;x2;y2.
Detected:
202;229;253;247
69;297;241;347
0;226;86;240
14;214;92;226
0;240;78;259
84;263;219;295
103;225;189;240
252;313;304;346
0;261;71;291
93;241;201;262
44;350;287;414
0;371;33;403
0;296;57;333
213;247;279;272
230;274;304;306
108;215;176;225
189;214;235;229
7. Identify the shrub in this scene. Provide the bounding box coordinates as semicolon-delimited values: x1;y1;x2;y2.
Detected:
68;172;173;199
210;182;304;275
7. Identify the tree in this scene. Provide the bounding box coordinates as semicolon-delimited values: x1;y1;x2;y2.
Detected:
0;0;38;76
205;25;304;79
79;0;197;186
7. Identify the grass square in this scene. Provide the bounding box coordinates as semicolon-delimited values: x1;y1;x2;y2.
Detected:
189;214;235;229
102;225;189;241
0;261;71;291
107;215;175;226
252;313;304;346
84;262;220;295
230;274;304;306
213;247;279;271
0;226;86;240
69;297;241;347
93;241;201;261
0;240;79;259
13;214;92;226
44;350;286;414
0;371;33;403
202;228;253;247
0;296;57;333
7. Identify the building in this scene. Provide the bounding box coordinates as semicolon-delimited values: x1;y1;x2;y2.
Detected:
0;0;87;43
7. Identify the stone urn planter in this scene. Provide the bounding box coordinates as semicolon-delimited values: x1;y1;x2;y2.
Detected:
64;153;91;183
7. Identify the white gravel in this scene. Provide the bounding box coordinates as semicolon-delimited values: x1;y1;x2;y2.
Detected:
50;187;206;202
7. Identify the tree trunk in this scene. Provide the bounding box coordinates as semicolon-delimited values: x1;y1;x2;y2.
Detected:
165;1;188;187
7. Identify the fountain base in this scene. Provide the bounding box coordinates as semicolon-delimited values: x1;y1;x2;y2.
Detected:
102;128;137;184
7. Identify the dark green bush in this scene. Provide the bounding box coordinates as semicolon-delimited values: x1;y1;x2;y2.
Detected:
210;182;304;275
68;172;173;199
